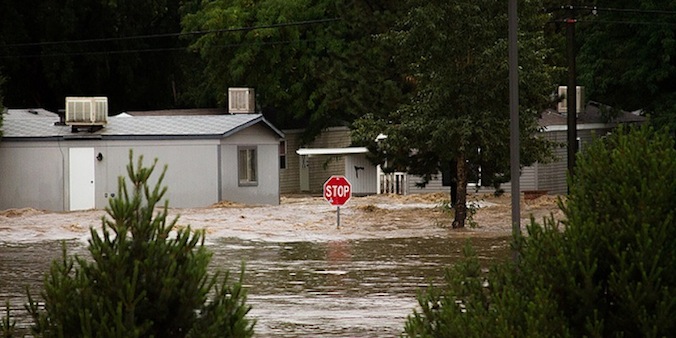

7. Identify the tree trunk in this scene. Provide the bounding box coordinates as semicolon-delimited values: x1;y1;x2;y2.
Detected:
453;153;468;228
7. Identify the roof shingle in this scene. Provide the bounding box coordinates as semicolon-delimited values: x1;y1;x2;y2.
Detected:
1;114;284;140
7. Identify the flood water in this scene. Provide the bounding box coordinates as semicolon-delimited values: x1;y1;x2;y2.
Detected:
0;236;510;337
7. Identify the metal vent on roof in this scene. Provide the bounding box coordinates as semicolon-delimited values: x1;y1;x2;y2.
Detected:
557;86;585;114
65;97;108;130
228;88;255;114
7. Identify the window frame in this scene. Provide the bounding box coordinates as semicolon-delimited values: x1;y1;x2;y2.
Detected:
238;145;258;186
279;140;287;170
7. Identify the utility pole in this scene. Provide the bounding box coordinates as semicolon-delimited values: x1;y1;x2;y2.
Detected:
566;3;577;178
508;0;520;262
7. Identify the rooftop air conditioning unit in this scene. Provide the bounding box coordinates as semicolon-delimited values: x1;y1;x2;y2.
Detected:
228;88;255;114
557;86;585;114
65;97;108;127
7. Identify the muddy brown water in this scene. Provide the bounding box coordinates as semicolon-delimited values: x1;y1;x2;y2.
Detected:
0;236;510;337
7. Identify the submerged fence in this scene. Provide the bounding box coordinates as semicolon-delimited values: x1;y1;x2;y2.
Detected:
379;172;407;195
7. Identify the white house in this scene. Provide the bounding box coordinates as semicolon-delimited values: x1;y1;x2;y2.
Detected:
0;108;284;211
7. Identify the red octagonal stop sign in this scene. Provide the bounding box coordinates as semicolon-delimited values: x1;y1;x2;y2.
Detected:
323;175;352;206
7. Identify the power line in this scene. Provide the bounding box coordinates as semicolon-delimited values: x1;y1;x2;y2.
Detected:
547;5;676;16
576;6;676;16
545;5;676;27
0;38;322;59
2;18;341;48
554;19;676;26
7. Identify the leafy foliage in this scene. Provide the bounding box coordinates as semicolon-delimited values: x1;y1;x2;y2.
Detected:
25;151;254;337
405;125;676;336
181;0;409;141
352;0;556;227
573;1;676;131
0;302;17;338
0;0;195;112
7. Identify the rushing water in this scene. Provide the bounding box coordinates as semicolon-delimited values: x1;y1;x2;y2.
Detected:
0;236;510;337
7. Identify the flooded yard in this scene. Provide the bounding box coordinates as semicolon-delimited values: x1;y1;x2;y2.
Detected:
0;236;510;337
0;193;559;336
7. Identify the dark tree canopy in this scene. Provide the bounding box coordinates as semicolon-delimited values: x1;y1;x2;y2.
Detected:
545;1;676;130
405;125;676;336
181;0;409;141
0;0;197;113
352;0;556;227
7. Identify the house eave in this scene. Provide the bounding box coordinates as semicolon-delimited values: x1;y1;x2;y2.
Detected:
296;147;369;156
542;123;614;132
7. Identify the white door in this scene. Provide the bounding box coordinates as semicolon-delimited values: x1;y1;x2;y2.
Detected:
69;148;96;210
299;155;310;191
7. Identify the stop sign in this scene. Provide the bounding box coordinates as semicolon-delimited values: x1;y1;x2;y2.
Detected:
323;175;352;206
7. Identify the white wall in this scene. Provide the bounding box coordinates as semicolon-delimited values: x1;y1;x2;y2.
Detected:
220;124;281;205
0;142;66;210
92;139;221;209
344;154;377;195
0;125;282;211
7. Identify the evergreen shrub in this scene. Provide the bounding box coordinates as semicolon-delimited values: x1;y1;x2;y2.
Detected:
25;151;254;337
404;125;676;337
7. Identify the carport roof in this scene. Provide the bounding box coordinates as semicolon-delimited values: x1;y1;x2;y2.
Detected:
1;114;284;141
296;147;369;156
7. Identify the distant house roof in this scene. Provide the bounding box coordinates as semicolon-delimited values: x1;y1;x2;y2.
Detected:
2;113;284;141
540;101;646;130
123;108;228;116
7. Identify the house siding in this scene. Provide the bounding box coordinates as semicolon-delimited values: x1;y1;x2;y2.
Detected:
520;166;538;191
93;139;221;209
0;142;65;211
407;128;612;196
281;127;352;194
220;124;281;205
280;130;302;194
344;154;377;195
407;174;445;194
523;127;614;195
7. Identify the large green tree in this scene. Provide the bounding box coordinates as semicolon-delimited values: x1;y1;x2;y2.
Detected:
353;0;556;228
570;1;676;129
0;0;197;112
181;0;409;141
405;125;676;336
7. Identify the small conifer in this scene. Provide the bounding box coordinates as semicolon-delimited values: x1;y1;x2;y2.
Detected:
405;125;676;337
26;151;254;337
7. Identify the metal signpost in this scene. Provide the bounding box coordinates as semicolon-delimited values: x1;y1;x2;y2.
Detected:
323;175;352;228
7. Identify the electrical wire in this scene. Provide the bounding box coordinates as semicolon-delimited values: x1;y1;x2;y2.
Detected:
575;6;676;16
0;38;322;59
547;6;676;16
545;5;676;27
563;19;676;26
2;18;341;48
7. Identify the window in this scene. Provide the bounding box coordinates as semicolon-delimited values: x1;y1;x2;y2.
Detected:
238;146;257;185
279;140;287;169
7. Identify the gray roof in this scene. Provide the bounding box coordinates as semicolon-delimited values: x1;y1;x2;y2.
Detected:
3;108;60;119
124;108;228;116
1;113;284;141
539;101;646;127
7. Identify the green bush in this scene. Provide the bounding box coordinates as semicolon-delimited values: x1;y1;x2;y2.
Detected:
25;152;254;338
405;125;676;337
1;302;17;338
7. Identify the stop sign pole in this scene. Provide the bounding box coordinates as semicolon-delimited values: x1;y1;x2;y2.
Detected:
323;175;352;228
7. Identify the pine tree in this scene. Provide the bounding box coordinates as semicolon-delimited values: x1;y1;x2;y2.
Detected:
26;151;254;337
405;125;676;337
